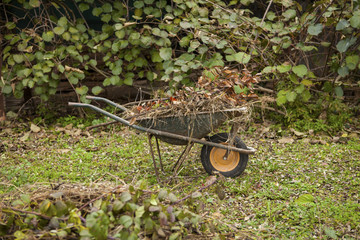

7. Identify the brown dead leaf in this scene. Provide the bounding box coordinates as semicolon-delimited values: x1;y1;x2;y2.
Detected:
278;137;294;144
30;123;41;133
20;131;31;142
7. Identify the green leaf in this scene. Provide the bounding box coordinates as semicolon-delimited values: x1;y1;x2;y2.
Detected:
29;0;40;7
189;40;200;50
53;26;65;35
2;85;13;94
58;17;68;27
119;215;133;228
307;23;323;36
92;86;103;95
124;77;133;86
92;7;103;16
159;48;172;60
180;21;192;28
120;192;132;202
350;15;360;28
58;65;65;73
337;66;349;77
276;90;287;105
75;86;88;95
13;54;24;63
262;66;275;74
336;19;350;30
5;22;16;30
86;211;109;240
345;55;360;70
151;51;162;63
295;194;315;205
292;64;308;78
134;1;144;8
282;9;296;20
334;86;343;97
301;89;311;102
42;31;54;42
336;37;357;53
226;52;251;64
289;74;299;84
286;91;297;102
295;84;305;94
277;63;291;73
324;226;338;239
79;3;90;12
102;3;112;12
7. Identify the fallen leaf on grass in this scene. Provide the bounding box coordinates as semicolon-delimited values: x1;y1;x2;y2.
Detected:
20;131;31;141
278;137;294;144
30;123;41;133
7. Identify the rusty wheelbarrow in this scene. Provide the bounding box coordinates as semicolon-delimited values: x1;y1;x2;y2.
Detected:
69;96;256;181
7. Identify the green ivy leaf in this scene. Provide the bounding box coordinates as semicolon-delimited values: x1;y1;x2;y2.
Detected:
337;66;349;77
276;90;287;105
336;37;357;53
75;86;88;95
91;86;103;95
13;54;24;63
159;48;172;60
262;66;275;74
58;17;68;27
79;3;89;11
29;0;40;8
307;23;323;36
5;22;16;30
92;7;103;16
2;85;13;94
282;9;296;20
86;211;109;240
286;91;297;102
226;52;251;64
134;1;144;8
334;86;344;97
180;21;192;29
336;19;350;30
345;55;360;70
53;26;65;35
350;14;360;28
42;31;54;42
277;63;291;73
120;192;132;202
292;64;308;78
119;215;133;228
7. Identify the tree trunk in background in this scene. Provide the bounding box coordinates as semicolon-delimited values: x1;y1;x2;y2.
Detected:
0;92;5;121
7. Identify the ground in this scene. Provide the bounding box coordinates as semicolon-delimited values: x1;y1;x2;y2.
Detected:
0;120;359;239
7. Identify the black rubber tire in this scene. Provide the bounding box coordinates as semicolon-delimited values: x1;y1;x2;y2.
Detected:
200;133;248;178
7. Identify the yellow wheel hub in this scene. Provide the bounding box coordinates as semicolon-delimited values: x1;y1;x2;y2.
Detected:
209;144;240;172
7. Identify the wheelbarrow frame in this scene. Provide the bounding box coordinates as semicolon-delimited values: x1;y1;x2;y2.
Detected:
68;96;256;181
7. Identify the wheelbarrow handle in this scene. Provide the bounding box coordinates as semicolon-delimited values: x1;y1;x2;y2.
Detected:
85;96;127;112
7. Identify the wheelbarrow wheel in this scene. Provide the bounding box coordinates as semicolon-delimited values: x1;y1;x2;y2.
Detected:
200;133;248;178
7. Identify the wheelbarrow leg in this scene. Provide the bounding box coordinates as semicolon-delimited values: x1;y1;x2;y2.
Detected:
147;134;161;183
155;137;164;172
172;143;194;176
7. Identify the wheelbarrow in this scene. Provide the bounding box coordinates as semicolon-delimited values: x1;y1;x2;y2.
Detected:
68;96;256;181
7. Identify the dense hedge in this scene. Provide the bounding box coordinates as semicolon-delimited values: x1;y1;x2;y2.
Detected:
0;0;359;121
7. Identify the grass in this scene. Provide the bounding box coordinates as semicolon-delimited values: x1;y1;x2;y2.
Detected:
1;122;360;239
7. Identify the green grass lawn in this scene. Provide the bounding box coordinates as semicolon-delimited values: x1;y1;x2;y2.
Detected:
1;123;359;239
